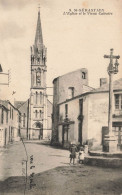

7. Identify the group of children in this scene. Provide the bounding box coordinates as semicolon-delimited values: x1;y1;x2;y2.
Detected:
69;144;85;165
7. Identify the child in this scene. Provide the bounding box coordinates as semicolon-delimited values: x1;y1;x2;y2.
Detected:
78;146;84;164
69;143;77;165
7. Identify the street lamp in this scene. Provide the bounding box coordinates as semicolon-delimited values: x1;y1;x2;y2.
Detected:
104;49;120;152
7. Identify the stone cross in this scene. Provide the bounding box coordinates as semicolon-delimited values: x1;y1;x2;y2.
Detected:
104;49;120;73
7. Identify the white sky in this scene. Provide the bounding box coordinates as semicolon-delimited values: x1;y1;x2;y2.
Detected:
0;0;121;103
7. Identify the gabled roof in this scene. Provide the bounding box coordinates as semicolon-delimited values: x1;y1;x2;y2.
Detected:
92;78;122;93
14;101;26;109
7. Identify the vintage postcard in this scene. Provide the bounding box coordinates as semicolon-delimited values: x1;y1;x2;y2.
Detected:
0;0;122;195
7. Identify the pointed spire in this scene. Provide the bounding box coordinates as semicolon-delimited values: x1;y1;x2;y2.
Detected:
34;10;43;51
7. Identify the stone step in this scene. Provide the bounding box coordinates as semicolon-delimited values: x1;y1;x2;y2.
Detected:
89;151;122;158
84;156;122;168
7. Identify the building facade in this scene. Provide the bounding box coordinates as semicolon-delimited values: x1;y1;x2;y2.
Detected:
14;100;29;139
52;68;89;143
0;101;8;147
53;75;122;150
0;100;21;147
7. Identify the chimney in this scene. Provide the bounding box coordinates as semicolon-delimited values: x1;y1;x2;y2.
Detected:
100;78;107;87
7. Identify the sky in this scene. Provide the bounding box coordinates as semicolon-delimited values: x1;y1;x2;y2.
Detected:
0;0;122;103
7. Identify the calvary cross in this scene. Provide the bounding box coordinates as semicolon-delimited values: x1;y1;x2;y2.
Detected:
104;48;120;70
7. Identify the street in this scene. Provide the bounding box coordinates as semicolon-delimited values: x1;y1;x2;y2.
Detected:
0;141;122;195
0;140;69;181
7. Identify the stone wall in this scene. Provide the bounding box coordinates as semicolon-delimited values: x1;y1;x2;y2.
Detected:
87;92;109;150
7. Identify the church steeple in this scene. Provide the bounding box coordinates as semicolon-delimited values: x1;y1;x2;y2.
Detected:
31;10;47;65
35;10;43;51
30;10;47;89
29;8;48;141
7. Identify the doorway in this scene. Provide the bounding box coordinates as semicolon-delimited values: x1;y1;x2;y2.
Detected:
62;125;69;145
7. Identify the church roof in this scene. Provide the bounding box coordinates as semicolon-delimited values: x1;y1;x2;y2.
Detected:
34;10;43;51
14;101;26;109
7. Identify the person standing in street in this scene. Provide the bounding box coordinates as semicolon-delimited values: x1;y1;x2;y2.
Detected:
78;146;85;164
69;143;77;165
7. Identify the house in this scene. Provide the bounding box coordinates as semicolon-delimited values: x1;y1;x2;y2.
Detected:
0;101;9;147
52;74;122;150
0;100;21;147
52;68;89;143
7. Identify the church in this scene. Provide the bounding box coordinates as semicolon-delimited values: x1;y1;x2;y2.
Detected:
15;10;52;140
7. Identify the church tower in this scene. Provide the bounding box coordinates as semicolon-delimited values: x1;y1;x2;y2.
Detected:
29;10;48;139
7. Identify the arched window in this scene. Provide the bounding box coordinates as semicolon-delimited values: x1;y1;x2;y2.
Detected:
40;92;42;104
36;69;41;86
82;72;86;79
35;91;38;104
35;110;38;118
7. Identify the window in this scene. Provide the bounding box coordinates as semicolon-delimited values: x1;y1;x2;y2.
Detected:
68;87;74;99
40;92;42;104
65;104;68;118
115;94;122;110
36;91;38;104
23;113;26;127
82;72;86;79
36;70;41;86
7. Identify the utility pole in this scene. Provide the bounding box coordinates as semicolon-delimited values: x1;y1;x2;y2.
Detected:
104;49;120;152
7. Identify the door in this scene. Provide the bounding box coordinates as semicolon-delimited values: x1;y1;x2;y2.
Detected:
39;128;43;139
62;125;68;145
